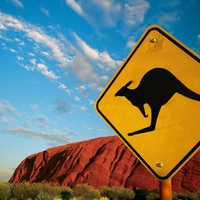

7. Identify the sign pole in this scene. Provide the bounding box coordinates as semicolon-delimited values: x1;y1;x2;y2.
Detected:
159;179;172;200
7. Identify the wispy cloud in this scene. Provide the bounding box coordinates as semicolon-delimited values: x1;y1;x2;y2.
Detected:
37;63;59;80
157;11;181;27
75;85;89;98
72;32;121;89
58;83;71;95
40;7;50;17
80;106;87;112
0;116;15;124
4;127;72;144
126;36;136;49
0;101;19;124
0;100;20;116
10;0;24;8
25;115;51;128
0;12;70;66
0;12;121;92
83;124;109;134
54;100;72;113
65;0;149;28
91;0;121;26
198;34;200;41
65;0;86;18
30;104;38;111
124;0;150;26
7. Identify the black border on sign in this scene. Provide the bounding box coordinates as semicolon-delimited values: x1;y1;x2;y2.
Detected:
96;26;200;180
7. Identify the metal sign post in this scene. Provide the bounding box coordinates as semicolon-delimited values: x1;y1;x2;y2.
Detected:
159;179;172;200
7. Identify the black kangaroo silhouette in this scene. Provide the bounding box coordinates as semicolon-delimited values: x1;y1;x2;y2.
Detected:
115;68;200;136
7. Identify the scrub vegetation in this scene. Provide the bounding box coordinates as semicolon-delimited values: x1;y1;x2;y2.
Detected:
0;182;199;200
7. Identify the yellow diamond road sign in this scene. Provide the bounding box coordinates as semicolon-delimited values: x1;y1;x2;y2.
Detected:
95;25;200;180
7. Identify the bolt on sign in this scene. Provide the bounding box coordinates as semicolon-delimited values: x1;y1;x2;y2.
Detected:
95;25;200;180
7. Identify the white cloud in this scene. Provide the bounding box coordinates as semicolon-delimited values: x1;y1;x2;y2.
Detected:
4;127;72;144
10;0;24;8
198;34;200;41
14;37;25;46
0;23;6;29
76;85;89;97
65;0;87;20
92;0;121;26
0;12;71;66
9;48;17;53
17;56;24;61
37;63;59;80
74;34;99;59
101;75;109;82
41;51;50;57
80;105;87;112
30;104;38;111
124;0;150;25
159;0;181;8
21;64;35;71
83;124;108;134
58;83;71;95
157;11;181;26
40;7;50;17
28;52;35;57
73;32;121;72
89;100;94;105
26;115;51;128
65;0;150;28
69;53;99;83
0;100;20;116
0;12;121;91
54;100;72;113
0;116;15;123
126;36;136;49
74;96;81;102
30;58;36;66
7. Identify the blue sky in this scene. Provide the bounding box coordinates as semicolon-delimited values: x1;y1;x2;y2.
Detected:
0;0;199;182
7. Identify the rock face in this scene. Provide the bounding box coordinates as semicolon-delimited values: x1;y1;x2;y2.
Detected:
9;136;200;193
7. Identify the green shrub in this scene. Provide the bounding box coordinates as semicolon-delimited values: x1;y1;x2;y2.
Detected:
72;184;100;200
177;192;200;200
145;189;159;200
146;192;159;200
100;186;135;200
2;181;200;200
8;182;72;200
0;182;12;200
134;189;149;200
33;183;66;200
11;182;39;200
60;187;73;200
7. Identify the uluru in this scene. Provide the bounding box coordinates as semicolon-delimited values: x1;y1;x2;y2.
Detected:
9;136;200;193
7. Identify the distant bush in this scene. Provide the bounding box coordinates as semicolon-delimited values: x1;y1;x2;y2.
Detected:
1;181;200;200
134;189;149;200
176;192;200;200
72;184;100;200
145;189;159;200
34;183;72;200
10;181;39;200
0;182;12;200
100;186;135;200
0;182;72;200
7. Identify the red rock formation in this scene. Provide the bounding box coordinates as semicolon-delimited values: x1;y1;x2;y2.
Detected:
9;136;200;193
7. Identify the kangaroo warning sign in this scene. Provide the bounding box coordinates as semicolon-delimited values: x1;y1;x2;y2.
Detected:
95;25;200;180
